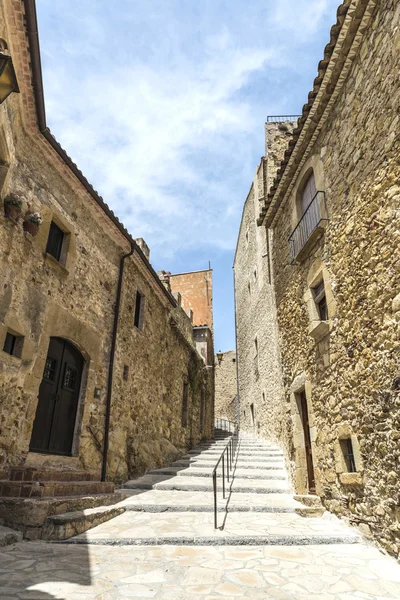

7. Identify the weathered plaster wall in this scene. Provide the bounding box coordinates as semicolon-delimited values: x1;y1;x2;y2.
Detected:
214;350;237;424
170;270;213;329
270;0;400;556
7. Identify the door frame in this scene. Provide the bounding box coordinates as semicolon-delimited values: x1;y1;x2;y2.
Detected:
30;336;88;457
290;373;318;495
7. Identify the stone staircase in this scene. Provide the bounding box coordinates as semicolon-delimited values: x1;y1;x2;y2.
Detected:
0;467;127;541
63;428;362;547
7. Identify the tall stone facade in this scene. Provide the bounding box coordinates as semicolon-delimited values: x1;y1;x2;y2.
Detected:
234;126;294;442
236;0;400;557
214;350;238;424
0;0;214;499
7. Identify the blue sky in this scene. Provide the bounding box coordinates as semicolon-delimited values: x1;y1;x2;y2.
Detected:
36;0;339;351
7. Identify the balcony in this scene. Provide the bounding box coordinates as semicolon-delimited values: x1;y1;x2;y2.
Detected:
289;191;328;264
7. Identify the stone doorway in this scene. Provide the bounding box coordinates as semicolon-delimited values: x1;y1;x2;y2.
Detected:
29;337;84;456
297;390;316;493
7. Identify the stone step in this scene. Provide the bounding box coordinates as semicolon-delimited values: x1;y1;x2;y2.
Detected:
118;489;301;509
173;461;284;470
0;479;114;499
186;451;283;458
43;504;126;541
147;467;287;480
0;491;128;539
64;510;360;547
0;524;22;547
8;467;100;483
122;474;289;494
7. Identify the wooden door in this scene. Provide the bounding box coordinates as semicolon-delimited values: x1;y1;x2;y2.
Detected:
299;391;316;493
30;338;84;455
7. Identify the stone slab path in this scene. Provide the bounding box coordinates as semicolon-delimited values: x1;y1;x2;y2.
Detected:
2;431;400;598
2;540;400;598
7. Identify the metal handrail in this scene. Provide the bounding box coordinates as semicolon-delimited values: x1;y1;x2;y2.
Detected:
215;418;237;433
212;427;239;529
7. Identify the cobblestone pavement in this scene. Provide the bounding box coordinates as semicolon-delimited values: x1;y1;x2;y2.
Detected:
3;433;400;599
2;541;400;599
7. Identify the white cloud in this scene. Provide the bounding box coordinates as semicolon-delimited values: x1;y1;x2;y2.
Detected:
43;32;273;255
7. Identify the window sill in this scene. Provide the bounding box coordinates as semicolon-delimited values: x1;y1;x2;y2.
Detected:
308;320;330;342
0;350;22;362
339;472;363;486
44;252;69;276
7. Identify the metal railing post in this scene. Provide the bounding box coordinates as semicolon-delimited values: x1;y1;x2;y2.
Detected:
222;453;225;499
213;470;217;529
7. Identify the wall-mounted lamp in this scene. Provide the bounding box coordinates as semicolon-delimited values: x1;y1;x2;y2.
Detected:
216;350;224;366
0;40;19;105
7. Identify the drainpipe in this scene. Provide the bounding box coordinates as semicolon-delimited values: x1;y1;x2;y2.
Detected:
232;266;241;431
101;244;135;481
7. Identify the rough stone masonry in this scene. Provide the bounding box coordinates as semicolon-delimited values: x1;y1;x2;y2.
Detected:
235;0;400;558
0;0;214;534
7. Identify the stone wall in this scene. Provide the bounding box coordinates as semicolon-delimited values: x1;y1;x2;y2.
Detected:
107;255;214;483
234;151;288;442
214;350;238;424
0;0;214;485
265;0;400;557
170;270;213;330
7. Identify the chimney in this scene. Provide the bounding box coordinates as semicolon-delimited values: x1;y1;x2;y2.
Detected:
135;238;150;261
157;270;171;292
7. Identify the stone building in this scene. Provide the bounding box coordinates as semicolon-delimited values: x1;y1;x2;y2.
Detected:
214;350;238;424
235;0;400;556
0;0;214;537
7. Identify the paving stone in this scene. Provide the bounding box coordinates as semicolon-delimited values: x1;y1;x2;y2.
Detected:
3;432;400;598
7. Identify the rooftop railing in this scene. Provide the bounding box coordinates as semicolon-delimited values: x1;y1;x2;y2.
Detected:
266;115;301;123
289;191;328;264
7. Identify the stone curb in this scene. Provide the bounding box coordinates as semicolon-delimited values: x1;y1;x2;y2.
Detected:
123;504;297;513
62;534;361;547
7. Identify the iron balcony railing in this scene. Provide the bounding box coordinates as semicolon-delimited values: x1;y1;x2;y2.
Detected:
288;191;328;264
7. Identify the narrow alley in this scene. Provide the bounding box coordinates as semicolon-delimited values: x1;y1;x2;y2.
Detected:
2;424;400;599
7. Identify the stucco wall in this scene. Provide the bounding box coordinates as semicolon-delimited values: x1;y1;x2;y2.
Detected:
170;270;213;329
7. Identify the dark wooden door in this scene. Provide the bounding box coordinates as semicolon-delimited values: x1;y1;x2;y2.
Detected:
30;337;84;455
299;391;316;493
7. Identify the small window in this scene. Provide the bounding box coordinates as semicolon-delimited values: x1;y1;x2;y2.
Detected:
253;269;257;282
63;365;77;391
254;337;258;355
250;403;255;426
248;282;251;297
43;357;57;380
313;280;328;321
134;290;145;330
46;221;65;262
340;438;356;473
245;229;249;244
182;382;189;428
3;332;23;358
123;365;129;381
